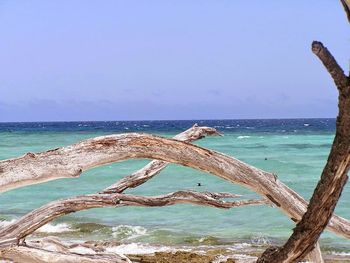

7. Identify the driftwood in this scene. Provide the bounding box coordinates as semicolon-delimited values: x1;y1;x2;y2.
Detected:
0;123;326;262
1;132;350;243
0;125;262;263
0;125;226;261
0;125;270;263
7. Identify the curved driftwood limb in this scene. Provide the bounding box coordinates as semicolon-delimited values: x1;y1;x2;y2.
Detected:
103;124;220;194
257;42;350;262
0;124;219;194
0;191;266;246
1;133;350;241
0;245;130;263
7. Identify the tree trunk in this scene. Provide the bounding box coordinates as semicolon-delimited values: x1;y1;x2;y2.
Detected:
257;41;350;263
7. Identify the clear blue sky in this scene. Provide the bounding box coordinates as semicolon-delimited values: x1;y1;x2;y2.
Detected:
1;1;349;121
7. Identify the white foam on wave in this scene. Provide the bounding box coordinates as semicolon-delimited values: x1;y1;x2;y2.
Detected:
331;251;350;256
0;219;74;234
231;243;251;250
36;223;74;233
237;136;251;139
112;225;147;240
0;219;17;227
251;234;271;245
106;243;173;255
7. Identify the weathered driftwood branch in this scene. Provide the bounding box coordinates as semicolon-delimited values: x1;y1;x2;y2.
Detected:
257;42;350;263
0;124;219;194
103;124;220;194
0;125;225;262
0;190;266;246
1;133;350;242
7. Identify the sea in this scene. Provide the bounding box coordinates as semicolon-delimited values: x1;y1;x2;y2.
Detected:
0;119;349;255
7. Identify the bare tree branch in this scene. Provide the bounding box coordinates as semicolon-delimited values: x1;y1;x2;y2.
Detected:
312;41;349;91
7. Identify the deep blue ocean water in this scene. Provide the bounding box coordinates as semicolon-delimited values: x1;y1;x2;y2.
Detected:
1;118;349;252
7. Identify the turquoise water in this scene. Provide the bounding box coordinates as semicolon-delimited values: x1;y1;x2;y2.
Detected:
0;119;349;252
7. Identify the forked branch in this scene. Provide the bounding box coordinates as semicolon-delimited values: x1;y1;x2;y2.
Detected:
103;124;220;194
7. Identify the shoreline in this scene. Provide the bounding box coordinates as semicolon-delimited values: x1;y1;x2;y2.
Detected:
17;237;350;263
2;220;350;262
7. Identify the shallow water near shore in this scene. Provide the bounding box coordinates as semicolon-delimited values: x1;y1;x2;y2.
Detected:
1;119;350;254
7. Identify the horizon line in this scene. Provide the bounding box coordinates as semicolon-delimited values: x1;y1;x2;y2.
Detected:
0;117;336;124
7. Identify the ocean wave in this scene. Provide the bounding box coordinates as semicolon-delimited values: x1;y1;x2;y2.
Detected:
106;243;173;255
36;223;74;233
331;251;350;256
0;219;74;234
237;136;251;139
112;225;147;240
251;234;271;245
0;219;16;227
230;243;252;250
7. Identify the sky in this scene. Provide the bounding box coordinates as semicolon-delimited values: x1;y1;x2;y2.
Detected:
0;1;349;121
